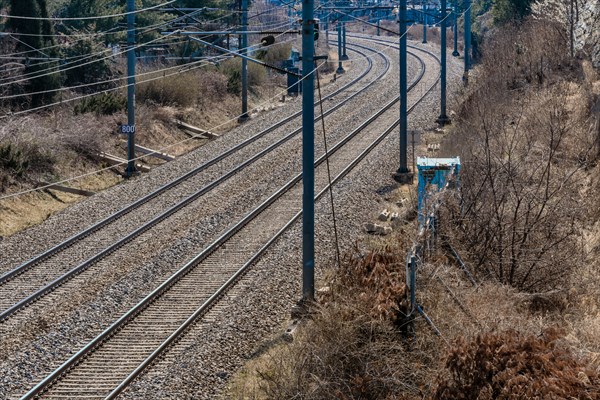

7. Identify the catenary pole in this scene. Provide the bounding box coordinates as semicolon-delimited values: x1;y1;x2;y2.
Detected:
342;21;348;60
239;0;249;122
464;0;471;75
422;1;427;44
394;0;411;183
125;0;137;177
437;0;450;125
301;0;316;302
336;20;344;73
452;2;459;56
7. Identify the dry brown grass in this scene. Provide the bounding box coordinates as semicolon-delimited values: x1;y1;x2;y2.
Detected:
227;17;600;400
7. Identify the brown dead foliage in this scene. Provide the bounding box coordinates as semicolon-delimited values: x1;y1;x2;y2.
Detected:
337;246;409;326
433;329;600;399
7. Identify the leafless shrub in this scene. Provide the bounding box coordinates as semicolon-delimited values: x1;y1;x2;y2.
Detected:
443;19;590;293
432;328;600;399
478;19;579;89
260;42;292;67
445;87;585;292
137;72;200;107
196;70;228;106
249;299;423;400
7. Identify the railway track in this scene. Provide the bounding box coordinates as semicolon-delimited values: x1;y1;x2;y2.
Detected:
0;43;394;323
15;38;441;399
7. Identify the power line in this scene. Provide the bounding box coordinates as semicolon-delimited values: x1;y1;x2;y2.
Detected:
0;18;294;99
0;32;279;100
0;48;325;201
0;0;178;21
0;10;274;82
0;30;182;88
0;30;298;115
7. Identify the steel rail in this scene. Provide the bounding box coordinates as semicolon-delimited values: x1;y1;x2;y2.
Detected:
20;39;433;400
107;40;443;399
0;44;394;322
108;43;443;400
0;44;375;287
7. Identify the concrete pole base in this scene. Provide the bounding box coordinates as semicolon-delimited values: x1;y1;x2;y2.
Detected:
237;114;250;123
393;171;414;185
336;66;345;74
341;55;349;61
124;167;140;178
436;115;451;126
452;50;460;57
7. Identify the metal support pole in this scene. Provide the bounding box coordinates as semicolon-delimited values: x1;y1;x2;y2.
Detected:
238;0;249;122
422;1;427;44
410;255;416;313
301;0;315;303
325;14;329;42
336;21;344;74
341;22;348;60
125;0;137;178
452;4;459;56
436;0;450;125
464;0;471;75
377;19;380;36
394;0;412;183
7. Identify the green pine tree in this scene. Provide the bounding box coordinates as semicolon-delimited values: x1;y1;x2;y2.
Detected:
8;0;61;107
493;0;533;25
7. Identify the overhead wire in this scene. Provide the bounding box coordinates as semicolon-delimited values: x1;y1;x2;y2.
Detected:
0;10;238;81
0;39;327;201
315;61;342;269
0;14;298;100
0;0;178;21
0;6;430;199
0;27;299;116
0;33;278;101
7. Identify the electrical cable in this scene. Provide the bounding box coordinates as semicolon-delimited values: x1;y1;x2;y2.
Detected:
0;11;238;80
0;50;326;201
0;0;178;21
0;19;299;100
0;30;298;113
315;61;342;269
0;33;275;100
0;34;198;84
0;30;183;87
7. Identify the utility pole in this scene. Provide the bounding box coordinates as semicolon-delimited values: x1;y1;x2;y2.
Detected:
452;2;459;56
301;0;316;303
125;0;137;178
238;0;249;122
422;1;427;44
336;21;344;74
377;18;380;36
341;21;348;60
437;0;450;125
394;0;412;184
464;0;471;78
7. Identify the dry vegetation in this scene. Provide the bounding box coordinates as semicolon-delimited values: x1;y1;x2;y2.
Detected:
228;17;600;400
0;39;298;236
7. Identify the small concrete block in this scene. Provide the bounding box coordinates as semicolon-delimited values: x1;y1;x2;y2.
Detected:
390;212;399;221
382;226;393;235
378;209;390;221
364;222;378;233
283;320;300;342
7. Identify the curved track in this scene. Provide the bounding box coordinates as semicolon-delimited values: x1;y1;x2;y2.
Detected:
0;44;393;323
17;37;441;400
